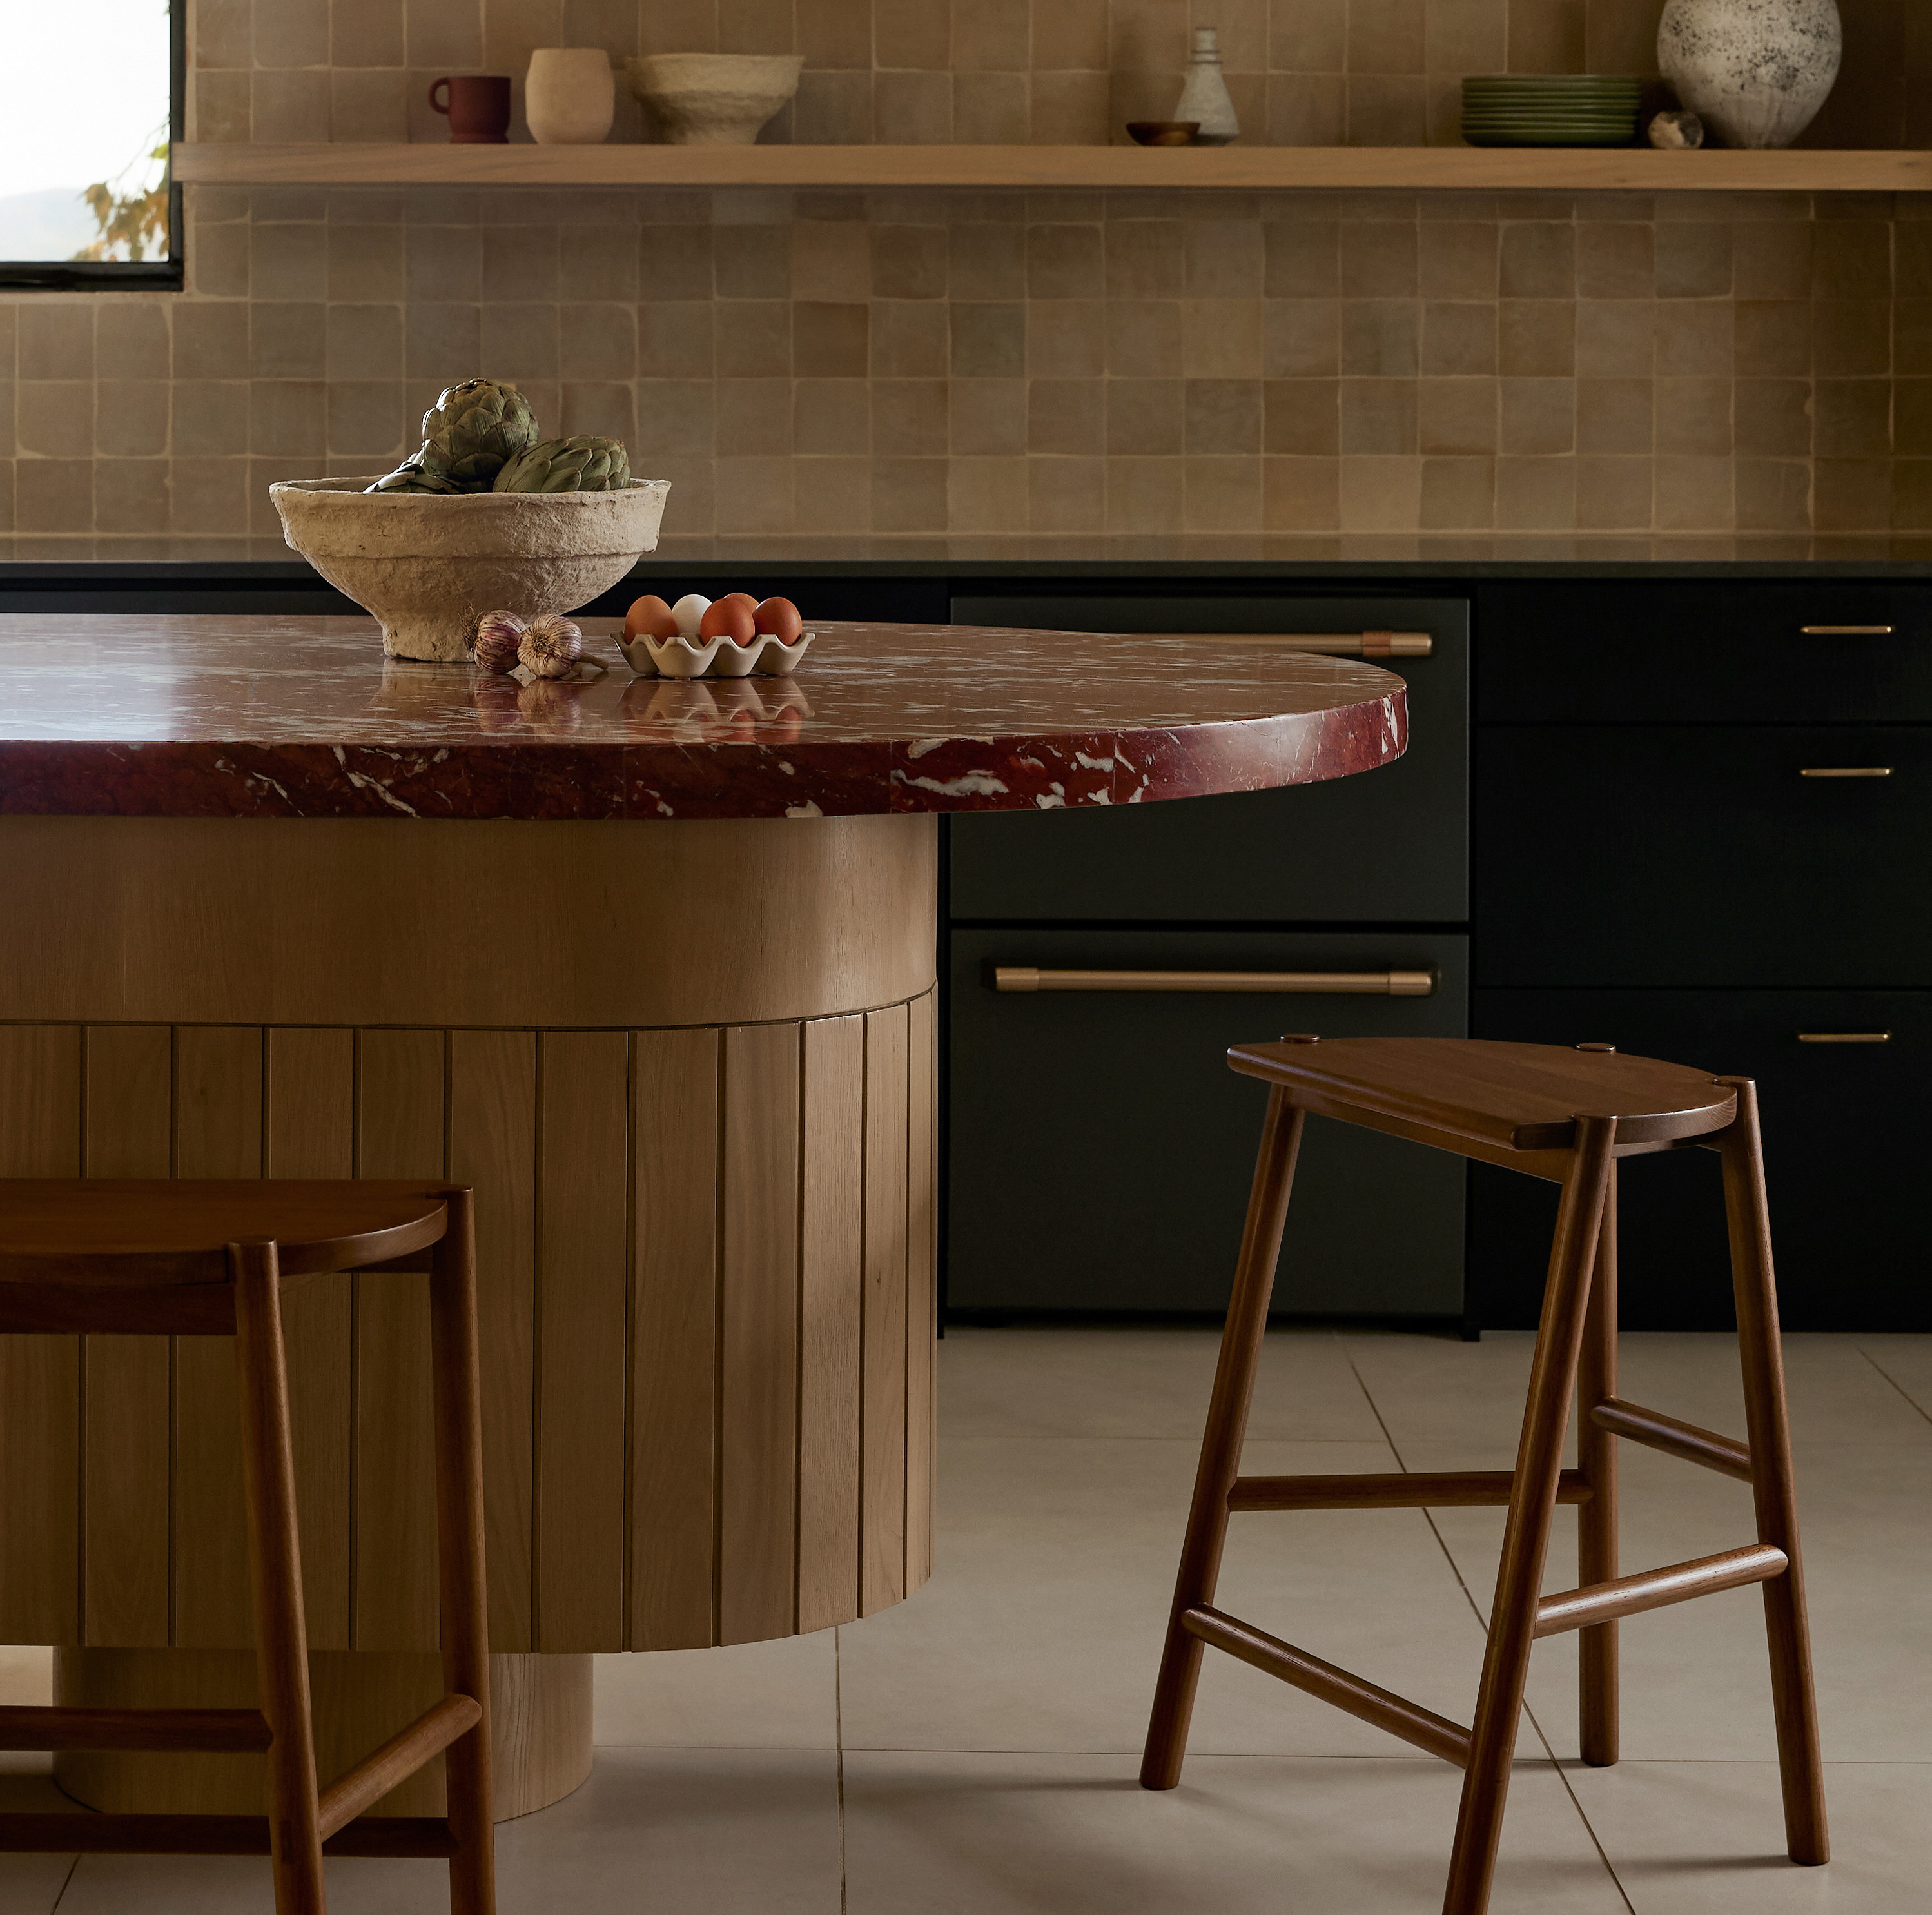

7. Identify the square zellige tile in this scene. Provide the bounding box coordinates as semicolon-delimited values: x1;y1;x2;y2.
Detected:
843;1750;1628;1915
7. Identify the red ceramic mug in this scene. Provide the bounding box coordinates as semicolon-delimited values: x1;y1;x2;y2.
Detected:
429;75;512;145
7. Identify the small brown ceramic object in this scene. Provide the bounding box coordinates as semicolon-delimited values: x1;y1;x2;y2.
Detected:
430;75;512;144
1127;121;1201;147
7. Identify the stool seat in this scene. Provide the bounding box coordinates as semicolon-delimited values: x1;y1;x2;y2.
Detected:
0;1181;449;1286
1228;1037;1738;1150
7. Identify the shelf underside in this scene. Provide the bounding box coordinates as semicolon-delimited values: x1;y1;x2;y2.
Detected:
173;143;1932;193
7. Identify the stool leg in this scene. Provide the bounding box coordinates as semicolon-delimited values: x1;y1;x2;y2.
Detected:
231;1244;327;1915
1140;1086;1307;1790
430;1189;497;1915
1715;1078;1829;1867
1576;1163;1619;1767
1443;1116;1615;1915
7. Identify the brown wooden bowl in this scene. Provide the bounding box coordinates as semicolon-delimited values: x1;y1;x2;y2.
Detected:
1126;121;1200;147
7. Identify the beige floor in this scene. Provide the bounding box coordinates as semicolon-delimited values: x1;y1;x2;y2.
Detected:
3;1325;1929;1911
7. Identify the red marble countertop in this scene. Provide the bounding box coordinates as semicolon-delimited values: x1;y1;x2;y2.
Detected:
0;615;1406;822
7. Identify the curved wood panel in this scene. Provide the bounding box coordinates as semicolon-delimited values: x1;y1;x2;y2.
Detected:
0;814;935;1028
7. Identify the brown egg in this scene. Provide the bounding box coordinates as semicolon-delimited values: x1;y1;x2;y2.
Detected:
625;594;679;641
699;597;758;645
753;596;803;643
716;591;759;610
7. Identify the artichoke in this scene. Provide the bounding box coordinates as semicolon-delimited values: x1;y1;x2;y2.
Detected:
493;436;632;494
366;457;463;495
417;378;540;490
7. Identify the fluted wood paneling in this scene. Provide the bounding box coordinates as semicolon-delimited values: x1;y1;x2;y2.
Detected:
798;1016;864;1636
449;1032;538;1653
534;1032;630;1651
629;1028;720;1652
0;1026;82;1645
861;1005;910;1618
0;991;936;1653
81;1026;173;1648
264;1027;355;1650
719;1023;803;1646
353;1029;445;1651
171;1026;261;1651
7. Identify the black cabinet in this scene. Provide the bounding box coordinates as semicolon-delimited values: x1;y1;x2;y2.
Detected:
1470;989;1930;1333
949;930;1470;1318
949;596;1469;924
1477;726;1932;987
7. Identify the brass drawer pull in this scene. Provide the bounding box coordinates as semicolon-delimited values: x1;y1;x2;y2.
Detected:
1797;1032;1891;1044
1801;625;1895;635
994;967;1436;997
1799;767;1891;778
1145;631;1434;659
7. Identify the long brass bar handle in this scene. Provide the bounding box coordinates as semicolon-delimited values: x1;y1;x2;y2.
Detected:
1796;1032;1891;1044
993;967;1436;997
1799;767;1892;778
1801;625;1895;635
1142;631;1434;658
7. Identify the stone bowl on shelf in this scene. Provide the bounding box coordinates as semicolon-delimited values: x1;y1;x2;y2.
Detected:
270;476;671;663
625;52;804;145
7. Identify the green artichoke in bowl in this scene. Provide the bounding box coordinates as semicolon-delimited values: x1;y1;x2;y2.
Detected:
417;378;540;489
493;436;632;494
365;456;465;495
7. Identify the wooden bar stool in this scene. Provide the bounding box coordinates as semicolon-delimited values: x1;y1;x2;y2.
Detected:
0;1179;495;1915
1140;1037;1828;1915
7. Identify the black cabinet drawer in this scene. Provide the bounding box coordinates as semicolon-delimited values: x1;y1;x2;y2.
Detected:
1476;726;1932;987
948;929;1469;1319
947;596;1468;924
1470;988;1928;1333
1478;581;1932;723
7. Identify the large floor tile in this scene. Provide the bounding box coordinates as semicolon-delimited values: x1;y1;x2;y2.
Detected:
1567;1759;1932;1912
594;1630;839;1748
844;1749;1627;1915
1340;1330;1546;1458
838;1435;1528;1758
1855;1336;1932;1424
0;1778;75;1914
939;1326;1385;1442
55;1749;841;1915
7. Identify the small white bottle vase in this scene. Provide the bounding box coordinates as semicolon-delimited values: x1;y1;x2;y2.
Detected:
1173;27;1240;146
525;48;616;146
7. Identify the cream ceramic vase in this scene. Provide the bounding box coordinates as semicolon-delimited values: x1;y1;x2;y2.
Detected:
1657;0;1841;149
525;48;616;145
1173;26;1240;146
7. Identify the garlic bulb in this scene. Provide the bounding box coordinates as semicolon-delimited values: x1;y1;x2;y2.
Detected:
472;609;526;673
519;612;583;679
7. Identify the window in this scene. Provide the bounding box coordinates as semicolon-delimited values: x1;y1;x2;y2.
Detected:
1;3;183;290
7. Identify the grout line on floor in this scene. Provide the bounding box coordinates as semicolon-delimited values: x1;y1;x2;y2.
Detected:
46;1854;77;1912
834;1624;848;1915
1855;1343;1932;1431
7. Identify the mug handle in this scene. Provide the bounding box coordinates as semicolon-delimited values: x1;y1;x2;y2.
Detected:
429;77;452;116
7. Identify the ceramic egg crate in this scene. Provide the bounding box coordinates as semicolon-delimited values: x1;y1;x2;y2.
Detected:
618;592;814;679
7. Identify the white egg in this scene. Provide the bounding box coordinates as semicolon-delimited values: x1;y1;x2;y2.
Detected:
671;593;711;638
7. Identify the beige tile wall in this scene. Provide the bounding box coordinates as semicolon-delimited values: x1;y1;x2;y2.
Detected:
6;182;1932;539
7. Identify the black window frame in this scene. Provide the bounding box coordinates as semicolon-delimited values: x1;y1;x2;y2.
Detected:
0;3;185;291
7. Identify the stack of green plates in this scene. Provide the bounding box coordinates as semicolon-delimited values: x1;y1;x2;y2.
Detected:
1461;75;1642;148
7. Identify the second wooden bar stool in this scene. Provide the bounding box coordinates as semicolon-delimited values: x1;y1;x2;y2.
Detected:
0;1179;495;1915
1140;1037;1828;1915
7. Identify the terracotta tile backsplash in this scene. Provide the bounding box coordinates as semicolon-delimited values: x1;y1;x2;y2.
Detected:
5;5;1932;541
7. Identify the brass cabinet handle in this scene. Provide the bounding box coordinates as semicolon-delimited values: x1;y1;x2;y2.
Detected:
993;967;1436;997
1797;1032;1891;1043
1144;631;1434;658
1801;625;1895;635
1799;767;1892;778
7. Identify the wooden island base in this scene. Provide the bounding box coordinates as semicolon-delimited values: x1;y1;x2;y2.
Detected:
55;1648;592;1820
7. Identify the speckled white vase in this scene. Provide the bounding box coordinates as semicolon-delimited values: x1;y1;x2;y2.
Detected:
1658;0;1841;149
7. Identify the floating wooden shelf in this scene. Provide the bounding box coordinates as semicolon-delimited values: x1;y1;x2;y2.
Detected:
173;142;1932;193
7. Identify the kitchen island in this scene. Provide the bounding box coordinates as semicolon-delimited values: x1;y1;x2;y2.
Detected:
0;612;1405;1820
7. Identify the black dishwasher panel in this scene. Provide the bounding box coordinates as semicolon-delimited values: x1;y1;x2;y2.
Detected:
1477;727;1932;988
948;597;1468;923
1477;580;1932;723
1470;988;1931;1332
949;930;1469;1319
